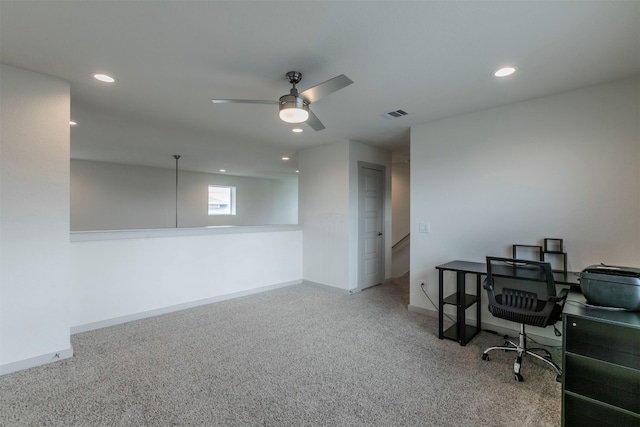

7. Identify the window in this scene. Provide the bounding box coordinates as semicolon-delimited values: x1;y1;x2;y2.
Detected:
208;185;236;215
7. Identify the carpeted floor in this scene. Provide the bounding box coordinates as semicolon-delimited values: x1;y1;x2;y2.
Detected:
0;276;562;426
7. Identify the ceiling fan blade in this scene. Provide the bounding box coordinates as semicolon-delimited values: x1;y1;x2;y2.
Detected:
300;74;353;104
306;109;325;131
211;99;278;104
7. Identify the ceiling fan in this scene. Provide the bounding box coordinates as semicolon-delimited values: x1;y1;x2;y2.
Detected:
211;71;353;131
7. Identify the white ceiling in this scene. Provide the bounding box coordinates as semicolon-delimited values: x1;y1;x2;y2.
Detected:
2;1;639;178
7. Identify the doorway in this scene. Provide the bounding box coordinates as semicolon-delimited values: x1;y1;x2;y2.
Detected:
358;163;385;290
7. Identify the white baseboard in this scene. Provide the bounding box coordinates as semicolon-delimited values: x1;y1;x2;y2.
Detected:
302;277;397;294
302;280;351;294
408;304;438;318
0;346;74;376
71;280;303;334
407;304;562;346
348;277;395;294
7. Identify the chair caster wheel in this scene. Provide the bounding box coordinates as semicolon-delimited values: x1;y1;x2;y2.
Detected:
482;353;489;361
514;373;524;382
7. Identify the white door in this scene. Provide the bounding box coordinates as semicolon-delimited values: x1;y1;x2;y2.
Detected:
359;165;385;289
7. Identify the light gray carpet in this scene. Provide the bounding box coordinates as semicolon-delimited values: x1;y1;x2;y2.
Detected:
0;276;561;426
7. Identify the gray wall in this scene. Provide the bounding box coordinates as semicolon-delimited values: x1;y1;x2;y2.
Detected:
71;160;298;230
298;140;391;291
410;76;639;337
1;64;72;373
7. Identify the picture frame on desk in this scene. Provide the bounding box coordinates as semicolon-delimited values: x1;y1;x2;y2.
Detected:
544;238;564;253
512;244;543;261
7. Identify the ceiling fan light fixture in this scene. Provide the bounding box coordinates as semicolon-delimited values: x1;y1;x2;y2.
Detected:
279;94;309;123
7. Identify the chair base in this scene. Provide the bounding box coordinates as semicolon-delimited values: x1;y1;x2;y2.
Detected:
482;324;562;382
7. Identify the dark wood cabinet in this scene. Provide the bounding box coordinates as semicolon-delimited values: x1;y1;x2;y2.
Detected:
562;307;640;426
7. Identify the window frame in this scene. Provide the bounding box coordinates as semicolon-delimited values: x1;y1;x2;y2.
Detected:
207;185;236;216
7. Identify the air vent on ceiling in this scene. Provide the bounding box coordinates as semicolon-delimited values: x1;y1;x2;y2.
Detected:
381;109;408;119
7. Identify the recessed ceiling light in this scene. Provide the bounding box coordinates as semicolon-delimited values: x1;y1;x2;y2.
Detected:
296;170;299;173
219;169;226;173
493;66;517;78
292;128;303;133
281;157;290;161
93;73;116;83
69;120;77;126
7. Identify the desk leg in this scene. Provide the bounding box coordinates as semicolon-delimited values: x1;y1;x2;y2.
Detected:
476;274;482;336
438;269;444;339
457;271;466;345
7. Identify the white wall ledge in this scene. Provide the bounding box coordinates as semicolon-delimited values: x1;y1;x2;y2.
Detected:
71;225;302;242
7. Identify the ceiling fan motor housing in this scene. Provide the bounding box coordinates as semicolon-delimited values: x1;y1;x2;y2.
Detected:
279;93;309;123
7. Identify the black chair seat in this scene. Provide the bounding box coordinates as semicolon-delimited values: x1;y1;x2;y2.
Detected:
491;289;563;327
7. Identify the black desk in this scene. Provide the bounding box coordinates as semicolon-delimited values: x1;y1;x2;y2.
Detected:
436;260;581;346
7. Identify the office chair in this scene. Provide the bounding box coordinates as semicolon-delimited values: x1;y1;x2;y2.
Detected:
481;256;568;382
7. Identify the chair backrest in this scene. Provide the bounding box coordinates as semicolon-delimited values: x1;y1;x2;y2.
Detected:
486;256;557;301
485;257;558;326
